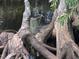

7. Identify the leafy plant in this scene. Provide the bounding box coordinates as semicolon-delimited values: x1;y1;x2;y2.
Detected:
50;0;58;11
58;13;69;26
65;0;78;9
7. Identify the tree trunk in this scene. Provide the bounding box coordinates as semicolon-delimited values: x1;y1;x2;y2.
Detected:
55;0;79;59
0;0;79;59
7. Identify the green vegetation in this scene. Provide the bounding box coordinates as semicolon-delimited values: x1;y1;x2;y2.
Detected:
50;0;58;11
58;13;69;26
65;0;78;9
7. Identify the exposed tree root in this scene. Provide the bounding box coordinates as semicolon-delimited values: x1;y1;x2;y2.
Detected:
1;44;8;59
1;34;29;59
55;0;79;59
42;43;56;51
5;53;16;59
0;0;79;59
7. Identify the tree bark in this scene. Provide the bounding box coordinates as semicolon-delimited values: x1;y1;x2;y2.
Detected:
55;0;79;59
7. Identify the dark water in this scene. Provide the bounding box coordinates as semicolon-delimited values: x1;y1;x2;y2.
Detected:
0;0;24;30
